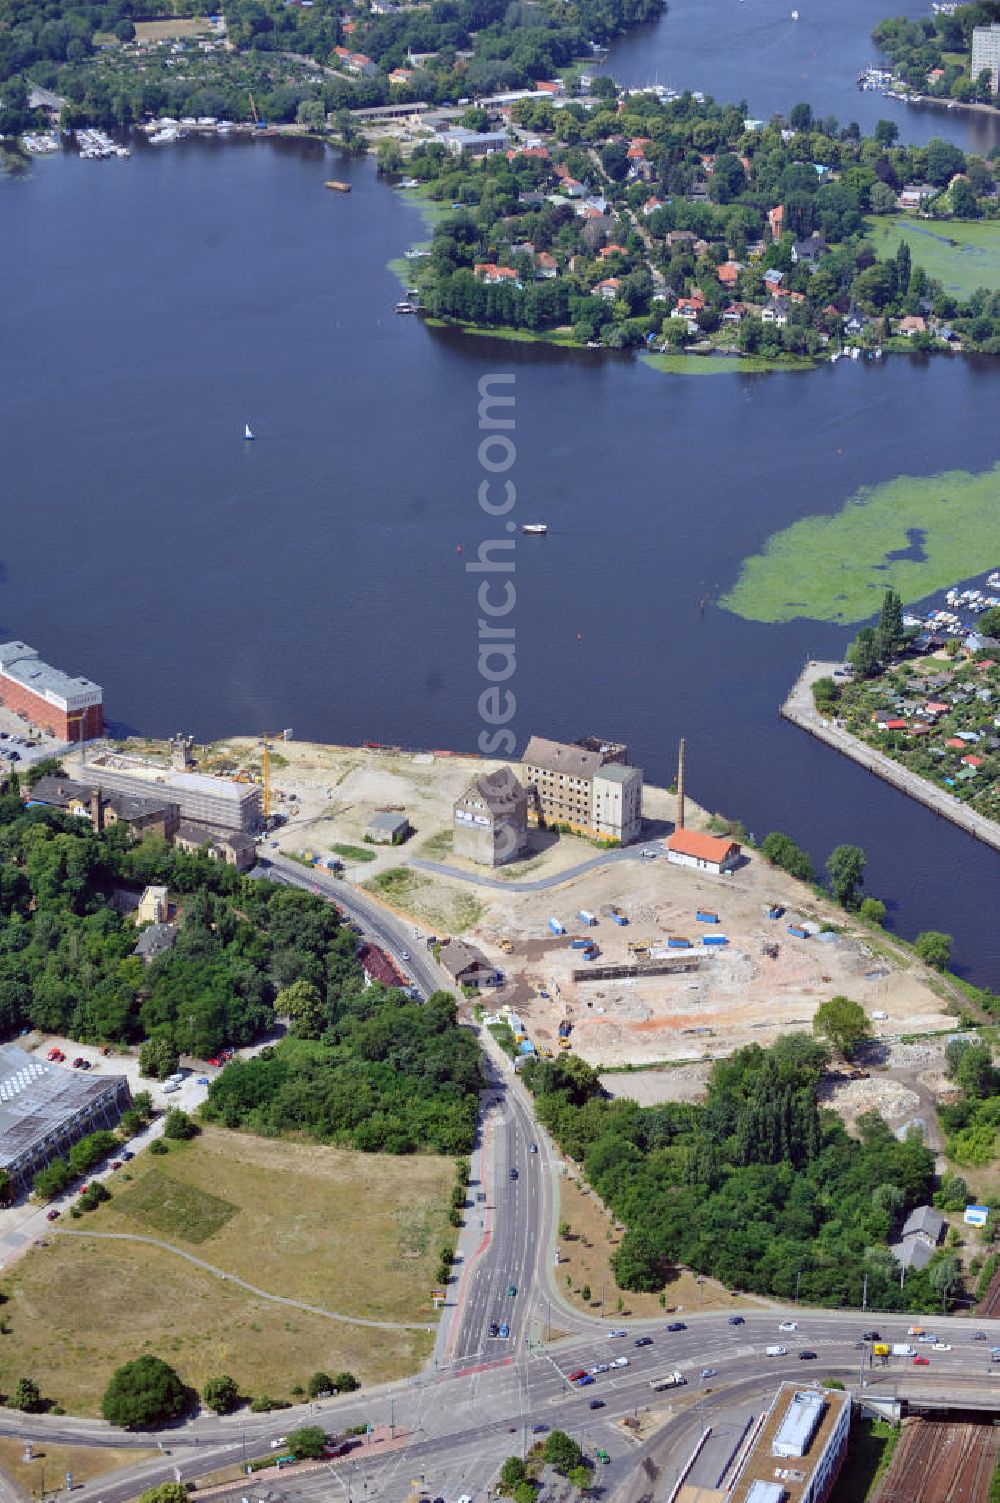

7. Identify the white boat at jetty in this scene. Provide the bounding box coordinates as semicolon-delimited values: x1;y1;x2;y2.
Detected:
521;523;548;535
21;132;59;154
244;424;255;441
77;128;128;160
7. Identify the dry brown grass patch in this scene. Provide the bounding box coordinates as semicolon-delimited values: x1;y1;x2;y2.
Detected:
554;1175;753;1321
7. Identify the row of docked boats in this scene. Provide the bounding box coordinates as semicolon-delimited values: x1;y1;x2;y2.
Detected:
20;132;59;154
77;129;129;159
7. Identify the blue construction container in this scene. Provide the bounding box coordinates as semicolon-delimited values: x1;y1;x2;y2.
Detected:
548;917;565;935
667;937;691;949
570;937;593;950
701;934;728;947
695;910;720;924
610;911;628;926
577;909;597;926
787;924;809;939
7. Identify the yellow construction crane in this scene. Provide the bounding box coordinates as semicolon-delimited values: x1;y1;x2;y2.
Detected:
258;733;283;822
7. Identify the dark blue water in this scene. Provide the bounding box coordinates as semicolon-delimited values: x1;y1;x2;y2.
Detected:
2;129;999;982
605;0;1000;152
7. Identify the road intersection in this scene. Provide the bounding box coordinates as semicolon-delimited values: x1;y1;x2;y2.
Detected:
6;862;1000;1503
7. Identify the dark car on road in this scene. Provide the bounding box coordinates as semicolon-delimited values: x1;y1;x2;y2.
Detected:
509;1168;518;1180
588;1399;605;1410
635;1336;653;1348
489;1322;499;1338
862;1330;880;1341
798;1350;817;1360
666;1322;686;1332
729;1315;745;1326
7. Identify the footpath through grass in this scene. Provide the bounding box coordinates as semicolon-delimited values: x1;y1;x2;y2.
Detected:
0;1128;447;1415
722;459;1000;624
865;214;1000;298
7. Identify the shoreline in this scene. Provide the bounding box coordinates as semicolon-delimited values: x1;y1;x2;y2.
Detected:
781;659;1000;855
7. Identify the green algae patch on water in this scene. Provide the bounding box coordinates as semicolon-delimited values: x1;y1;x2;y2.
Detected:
642;352;815;376
721;461;1000;625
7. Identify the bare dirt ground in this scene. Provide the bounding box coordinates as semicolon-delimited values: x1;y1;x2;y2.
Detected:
86;737;959;1065
599;1063;713;1106
482;848;955;1066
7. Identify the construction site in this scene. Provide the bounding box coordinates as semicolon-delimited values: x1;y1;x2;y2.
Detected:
63;730;959;1073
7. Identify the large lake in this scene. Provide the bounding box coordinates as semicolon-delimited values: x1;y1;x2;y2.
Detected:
3;4;1000;981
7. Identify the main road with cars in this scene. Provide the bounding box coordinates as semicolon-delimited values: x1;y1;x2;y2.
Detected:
8;859;1000;1503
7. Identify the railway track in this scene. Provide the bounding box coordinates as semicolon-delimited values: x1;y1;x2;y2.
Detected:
876;1419;999;1503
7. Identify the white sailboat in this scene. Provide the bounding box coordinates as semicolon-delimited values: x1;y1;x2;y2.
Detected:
244;423;255;441
521;523;548;535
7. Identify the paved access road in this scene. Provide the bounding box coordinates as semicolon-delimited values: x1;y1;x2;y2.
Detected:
261;852;444;999
9;857;1000;1503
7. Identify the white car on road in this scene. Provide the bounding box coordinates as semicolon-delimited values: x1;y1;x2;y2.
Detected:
932;1342;952;1351
778;1321;798;1332
611;1356;629;1368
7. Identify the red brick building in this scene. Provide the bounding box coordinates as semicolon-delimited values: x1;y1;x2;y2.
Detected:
0;641;103;741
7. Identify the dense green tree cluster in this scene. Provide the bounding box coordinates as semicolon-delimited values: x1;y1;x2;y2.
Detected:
523;1037;945;1308
0;0;662;127
873;2;1000;104
32;1127;119;1200
404;93;1000;351
0;797;355;1054
0;799;478;1159
101;1355;191;1428
201;990;480;1154
939;1036;1000;1165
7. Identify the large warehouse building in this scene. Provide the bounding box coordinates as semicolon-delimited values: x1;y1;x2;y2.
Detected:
0;1045;131;1197
82;766;262;833
0;642;104;741
521;734;643;845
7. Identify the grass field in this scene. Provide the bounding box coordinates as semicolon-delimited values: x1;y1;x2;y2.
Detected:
865;214;1000;298
134;18;214;40
0;1438;158;1497
0;1129;448;1415
363;866;484;931
419;828;455;859
722;459;1000;624
112;1169;237;1242
331;842;378;863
